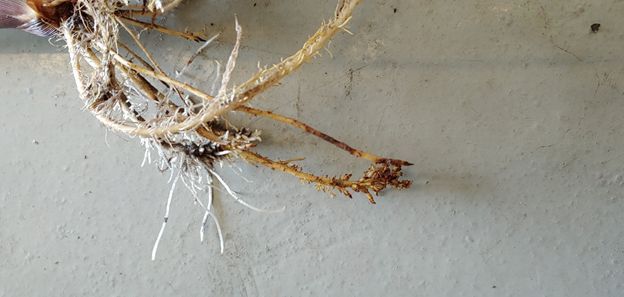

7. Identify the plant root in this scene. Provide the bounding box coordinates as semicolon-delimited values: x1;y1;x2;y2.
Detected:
54;0;410;256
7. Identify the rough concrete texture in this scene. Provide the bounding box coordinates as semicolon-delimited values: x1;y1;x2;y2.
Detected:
1;0;623;296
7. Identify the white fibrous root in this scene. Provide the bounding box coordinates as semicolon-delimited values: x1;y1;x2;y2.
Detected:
54;0;411;259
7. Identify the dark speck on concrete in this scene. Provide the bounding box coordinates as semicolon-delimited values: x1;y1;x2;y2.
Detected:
591;23;601;33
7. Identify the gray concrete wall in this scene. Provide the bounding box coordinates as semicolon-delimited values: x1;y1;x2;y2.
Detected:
1;0;623;296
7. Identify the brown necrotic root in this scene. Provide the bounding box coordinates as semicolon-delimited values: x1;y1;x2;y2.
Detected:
54;0;411;257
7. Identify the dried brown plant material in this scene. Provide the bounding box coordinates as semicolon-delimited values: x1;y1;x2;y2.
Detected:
1;0;412;257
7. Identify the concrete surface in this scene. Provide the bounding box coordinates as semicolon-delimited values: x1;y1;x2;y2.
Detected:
1;0;624;296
